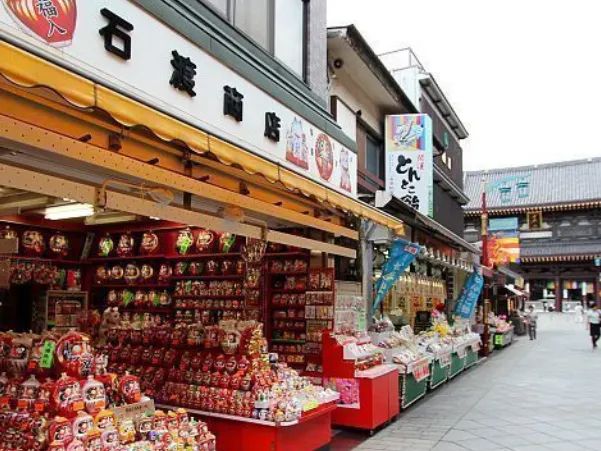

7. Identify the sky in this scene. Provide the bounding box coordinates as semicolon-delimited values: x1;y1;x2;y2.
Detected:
327;0;601;171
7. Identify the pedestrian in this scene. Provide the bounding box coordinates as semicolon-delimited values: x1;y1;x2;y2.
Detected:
587;305;601;349
525;305;538;340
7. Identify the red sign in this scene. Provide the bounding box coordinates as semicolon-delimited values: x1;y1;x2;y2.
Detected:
4;0;77;47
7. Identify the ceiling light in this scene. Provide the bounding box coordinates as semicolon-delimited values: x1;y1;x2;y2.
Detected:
85;211;138;225
45;203;94;220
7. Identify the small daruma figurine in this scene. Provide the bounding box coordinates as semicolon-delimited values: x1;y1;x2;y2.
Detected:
51;373;83;418
55;331;94;378
71;411;94;441
81;376;106;415
48;416;74;446
118;373;141;404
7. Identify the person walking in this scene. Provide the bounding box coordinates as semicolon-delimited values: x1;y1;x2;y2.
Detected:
525;305;538;340
587;305;601;349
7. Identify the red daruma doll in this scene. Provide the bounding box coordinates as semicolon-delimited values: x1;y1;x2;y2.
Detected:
118;372;141;404
48;416;74;447
52;373;84;418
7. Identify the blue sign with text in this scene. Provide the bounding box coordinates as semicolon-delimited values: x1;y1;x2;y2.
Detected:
454;270;484;319
373;239;421;312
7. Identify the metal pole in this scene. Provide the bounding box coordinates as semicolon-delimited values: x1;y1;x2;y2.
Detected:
480;179;491;356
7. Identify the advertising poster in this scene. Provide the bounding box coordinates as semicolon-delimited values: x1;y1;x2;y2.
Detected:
488;217;520;264
385;114;433;217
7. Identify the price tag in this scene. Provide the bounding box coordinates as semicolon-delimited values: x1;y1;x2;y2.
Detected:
40;341;56;369
494;335;504;346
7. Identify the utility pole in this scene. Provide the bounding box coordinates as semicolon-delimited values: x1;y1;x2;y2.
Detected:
480;176;491;356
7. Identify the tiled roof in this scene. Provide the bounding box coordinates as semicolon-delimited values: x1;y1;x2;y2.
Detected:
520;242;601;257
464;158;601;210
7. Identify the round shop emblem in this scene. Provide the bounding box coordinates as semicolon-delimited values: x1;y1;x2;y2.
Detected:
3;0;77;47
314;133;333;181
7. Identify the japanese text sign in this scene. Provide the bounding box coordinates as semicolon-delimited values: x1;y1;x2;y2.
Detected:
453;270;484;319
385;114;433;217
373;239;421;312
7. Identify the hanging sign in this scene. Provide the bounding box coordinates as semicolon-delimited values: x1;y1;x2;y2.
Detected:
373;239;421;312
385;114;433;217
453;270;484;319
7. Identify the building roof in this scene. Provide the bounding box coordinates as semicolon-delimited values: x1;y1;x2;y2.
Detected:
464;158;601;211
520;242;601;258
327;25;417;113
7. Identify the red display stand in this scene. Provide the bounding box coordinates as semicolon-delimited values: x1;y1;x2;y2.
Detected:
322;332;399;432
157;403;336;451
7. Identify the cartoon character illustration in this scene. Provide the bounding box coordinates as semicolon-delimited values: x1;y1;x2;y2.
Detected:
285;118;309;169
339;148;352;192
392;117;424;149
314;133;333;181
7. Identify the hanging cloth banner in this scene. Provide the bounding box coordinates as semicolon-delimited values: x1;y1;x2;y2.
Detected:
453;269;484;319
373;239;421;312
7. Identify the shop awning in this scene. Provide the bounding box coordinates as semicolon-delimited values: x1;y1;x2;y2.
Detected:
505;284;528;298
0;40;406;236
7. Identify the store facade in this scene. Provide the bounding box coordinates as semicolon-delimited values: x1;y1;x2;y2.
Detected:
0;2;416;450
327;26;478;323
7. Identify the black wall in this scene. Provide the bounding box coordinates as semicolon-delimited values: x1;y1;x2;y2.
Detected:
434;184;465;236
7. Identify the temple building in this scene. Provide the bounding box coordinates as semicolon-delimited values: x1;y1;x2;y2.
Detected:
463;158;601;311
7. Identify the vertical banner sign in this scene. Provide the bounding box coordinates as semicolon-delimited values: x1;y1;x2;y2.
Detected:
488;217;520;265
373;239;421;312
454;270;484;319
385;114;434;217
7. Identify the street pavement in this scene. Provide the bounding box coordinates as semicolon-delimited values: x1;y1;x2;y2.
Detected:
331;313;601;451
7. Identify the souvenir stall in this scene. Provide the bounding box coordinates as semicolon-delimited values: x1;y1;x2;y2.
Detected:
367;320;430;410
0;328;216;450
321;329;398;433
448;321;481;379
415;319;453;390
491;315;514;350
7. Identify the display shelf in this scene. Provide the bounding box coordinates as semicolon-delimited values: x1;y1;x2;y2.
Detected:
164;252;241;260
121;306;173;314
155;404;298;427
171;274;244;281
271;327;306;332
271;289;307;294
173;295;245;300
8;255;83;265
91;283;172;289
88;254;166;262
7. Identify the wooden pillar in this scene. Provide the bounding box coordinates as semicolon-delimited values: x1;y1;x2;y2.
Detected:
555;275;562;312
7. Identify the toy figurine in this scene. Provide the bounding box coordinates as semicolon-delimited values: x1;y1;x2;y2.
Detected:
48;416;74;445
140;230;159;255
72;411;94;441
94;409;115;431
117;418;136;444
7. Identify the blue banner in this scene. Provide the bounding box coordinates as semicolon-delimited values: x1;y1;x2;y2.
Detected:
373;239;421;312
454;270;484;319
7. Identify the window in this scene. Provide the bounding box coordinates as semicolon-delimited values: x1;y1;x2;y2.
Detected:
201;0;305;77
366;135;383;180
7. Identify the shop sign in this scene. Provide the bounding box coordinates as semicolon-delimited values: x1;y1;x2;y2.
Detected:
113;399;155;423
453;270;484;319
0;0;357;197
411;358;430;382
385;114;433;217
373;239;421;312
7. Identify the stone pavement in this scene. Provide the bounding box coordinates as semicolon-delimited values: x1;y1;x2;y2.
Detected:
331;313;601;451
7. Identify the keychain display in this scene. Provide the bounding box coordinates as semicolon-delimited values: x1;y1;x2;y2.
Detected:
48;232;70;258
22;230;45;256
116;233;134;258
176;228;193;255
195;229;214;253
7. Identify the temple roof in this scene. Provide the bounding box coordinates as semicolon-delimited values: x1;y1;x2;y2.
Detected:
464;158;601;211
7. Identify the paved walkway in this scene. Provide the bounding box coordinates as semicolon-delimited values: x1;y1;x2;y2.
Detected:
332;313;601;451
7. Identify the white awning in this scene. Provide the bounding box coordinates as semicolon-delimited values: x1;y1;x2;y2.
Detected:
505;284;528;298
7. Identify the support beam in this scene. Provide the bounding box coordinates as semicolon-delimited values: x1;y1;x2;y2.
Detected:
0;114;358;241
0;162;356;258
